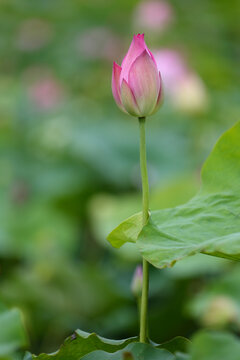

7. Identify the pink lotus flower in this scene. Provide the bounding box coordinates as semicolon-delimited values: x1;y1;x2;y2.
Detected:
112;34;163;118
133;1;174;33
28;76;64;110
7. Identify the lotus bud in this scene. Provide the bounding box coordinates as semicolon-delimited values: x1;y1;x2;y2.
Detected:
112;34;163;118
131;265;143;297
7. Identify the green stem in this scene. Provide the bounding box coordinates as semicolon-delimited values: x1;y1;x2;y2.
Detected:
138;117;150;343
137;294;141;325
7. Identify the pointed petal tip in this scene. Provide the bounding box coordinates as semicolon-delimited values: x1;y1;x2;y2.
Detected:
133;33;145;42
141;49;150;57
113;62;121;71
120;35;148;83
133;49;156;65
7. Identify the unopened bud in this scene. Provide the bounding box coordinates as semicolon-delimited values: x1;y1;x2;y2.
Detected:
131;265;143;297
112;34;163;118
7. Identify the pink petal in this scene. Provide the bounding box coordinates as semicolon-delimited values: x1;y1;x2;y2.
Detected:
120;34;149;85
150;72;164;115
120;79;141;117
128;50;160;116
112;62;123;109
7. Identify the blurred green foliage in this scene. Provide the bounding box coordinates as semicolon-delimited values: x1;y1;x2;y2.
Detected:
0;0;239;358
0;302;27;360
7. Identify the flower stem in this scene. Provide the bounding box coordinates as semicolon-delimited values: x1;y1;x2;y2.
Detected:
138;117;150;343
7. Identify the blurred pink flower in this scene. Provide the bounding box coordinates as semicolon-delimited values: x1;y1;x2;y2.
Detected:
76;27;123;61
112;34;163;117
133;0;174;33
28;75;64;110
154;49;208;113
16;18;53;52
154;49;187;93
131;265;143;296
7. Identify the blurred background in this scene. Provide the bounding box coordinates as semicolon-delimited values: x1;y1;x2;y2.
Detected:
0;0;239;358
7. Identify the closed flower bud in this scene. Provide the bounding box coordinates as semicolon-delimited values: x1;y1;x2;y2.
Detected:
112;34;163;118
131;265;143;297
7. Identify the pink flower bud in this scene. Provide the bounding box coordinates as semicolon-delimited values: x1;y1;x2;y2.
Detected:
112;34;163;118
131;265;143;297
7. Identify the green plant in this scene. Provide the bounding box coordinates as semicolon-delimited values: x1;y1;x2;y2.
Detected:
24;30;240;357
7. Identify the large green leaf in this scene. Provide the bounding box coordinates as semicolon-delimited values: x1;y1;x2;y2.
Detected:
30;330;137;360
157;336;191;355
108;121;240;268
190;331;240;360
81;342;175;360
25;331;187;360
88;173;198;261
24;328;190;360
